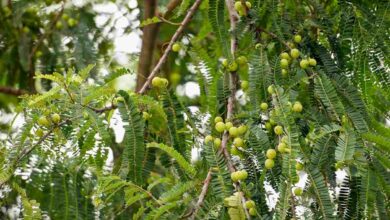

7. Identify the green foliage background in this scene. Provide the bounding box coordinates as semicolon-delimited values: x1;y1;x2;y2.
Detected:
0;0;389;219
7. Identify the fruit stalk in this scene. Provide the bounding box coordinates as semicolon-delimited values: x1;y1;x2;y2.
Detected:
138;0;203;94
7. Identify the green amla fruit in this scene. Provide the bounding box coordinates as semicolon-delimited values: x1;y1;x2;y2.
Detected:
233;137;244;147
296;162;304;171
277;142;290;153
260;102;268;111
292;101;303;112
222;59;229;67
214;138;222;148
230;146;240;155
245;200;255;208
172;43;181;52
267;85;275;94
309;58;317;66
237;56;248;65
290;48;300;59
205;135;213;144
55;21;63;29
51;113;61;124
249;208;256;216
294;187;303;196
281;69;288;77
280;52;290;60
237;125;247;135
274;125;283;135
294;34;302;43
245;1;252;9
265;122;272;131
265;159;275;169
228;127;239;137
214;116;223;123
143;112;151;120
36;128;44;137
228;61;238;72
225;121;233;130
67;18;77;27
215;122;226;133
234;1;243;11
152;77;168;88
241;80;249;91
38;116;50;127
266;149;277;159
169;72;181;85
300;59;309;69
231;172;240;182
280;59;289;69
235;170;248;180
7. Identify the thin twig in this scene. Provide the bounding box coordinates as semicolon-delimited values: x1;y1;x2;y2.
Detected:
188;170;213;219
137;0;203;94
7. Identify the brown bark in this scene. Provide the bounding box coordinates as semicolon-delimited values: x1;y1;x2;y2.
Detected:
136;0;160;91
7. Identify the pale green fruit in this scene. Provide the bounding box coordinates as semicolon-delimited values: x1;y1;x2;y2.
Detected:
294;187;303;196
281;69;288;77
237;125;247;135
205;135;213;144
233;137;244;147
38;116;50;127
245;1;252;9
265;159;275;169
267;85;275;94
280;52;290;60
172;43;181;52
266;149;277;159
290;48;300;59
245;200;255;209
234;1;243;11
225;122;234;130
241;80;249;91
292;101;303;112
222;59;229;67
296;162;304;171
280;59;289;68
294;34;302;43
51;113;60;124
249;208;256;216
274;125;283;135
237;170;248;180
260;102;268;111
237;56;248;65
309;58;317;66
214;138;222;148
300;59;309;69
229;127;239;137
215;122;226;133
228;61;238;72
214;116;223;123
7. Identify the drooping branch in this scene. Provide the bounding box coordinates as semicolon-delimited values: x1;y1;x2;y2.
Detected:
0;86;27;96
137;0;203;94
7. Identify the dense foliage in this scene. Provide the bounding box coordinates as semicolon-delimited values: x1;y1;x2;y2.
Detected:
1;0;389;219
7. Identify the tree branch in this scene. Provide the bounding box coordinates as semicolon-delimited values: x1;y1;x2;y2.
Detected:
0;86;27;96
137;0;203;94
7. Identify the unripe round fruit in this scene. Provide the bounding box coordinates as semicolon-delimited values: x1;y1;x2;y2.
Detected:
280;59;289;69
245;200;255;209
296;162;304;171
36;50;43;58
281;136;288;143
36;129;44;137
294;34;302;43
215;122;226;133
38;116;50;127
228;61;238;72
265;159;275;169
269;119;276;126
290;48;300;59
281;69;288;77
277;142;288;153
249;208;256;216
152;77;163;88
172;43;181;52
233;137;244;147
238;170;248;180
229;127;239;137
22;26;30;33
214;138;222;148
55;21;63;29
266;149;277;159
161;78;169;87
115;97;125;102
274;125;283;135
225;122;233;130
238;125;247;135
241;80;249;91
265;122;272;131
62;13;69;20
309;58;317;66
234;1;243;11
292;101;303;113
51;113;61;124
231;172;239;182
237;56;248;65
214;116;223;123
205;135;213;144
300;59;309;69
169;72;181;85
280;52;290;60
260;102;268;111
267;85;275;94
294;187;303;196
67;18;77;27
245;1;252;9
222;59;229;67
287;42;296;48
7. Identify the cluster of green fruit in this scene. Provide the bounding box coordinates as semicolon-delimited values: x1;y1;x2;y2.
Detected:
222;56;248;72
224;192;257;217
56;13;78;30
230;170;248;182
278;34;317;76
234;1;252;16
151;77;169;89
35;113;61;137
